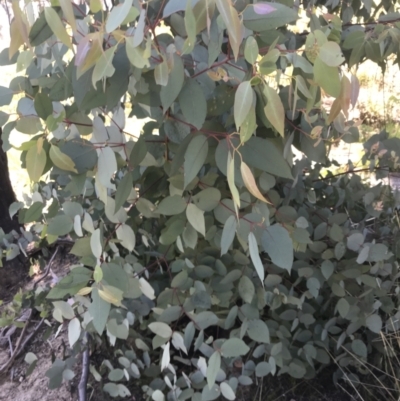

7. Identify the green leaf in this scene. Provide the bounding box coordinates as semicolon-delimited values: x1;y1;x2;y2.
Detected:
215;0;242;60
221;215;237;256
244;36;259;64
238;275;255;303
59;0;77;32
92;46;116;88
259;48;280;75
48;215;73;236
184;134;208;188
263;84;285;137
104;383;119;397
227;152;240;212
160;54;184;111
105;0;133;33
9;201;23;219
116;224;136;251
29;10;53;46
24;202;44;223
148;322;173;338
0;111;9;127
94;265;103;283
154;57;169;86
182;0;196;53
49;145;78;173
26;144;46;182
44;7;72;49
202;384;221;401
243;2;298;31
288;360;306;379
97;147;117;189
89;288;111;335
126;37;151;68
296;75;312;99
108;368;124;382
207;351;221;389
115;171;133;212
16;116;41;135
234;81;253;130
220;382;235;401
157;195;187;215
70;238;93;257
261;224;293;272
247;319;270;343
129;136;147;169
366;314;382;334
248;232;264;284
194;311;219;330
240;137;292;179
53;301;75;319
178;79;207;129
343;31;365;50
319;41;345;67
337;298;350;318
25;352;38;365
90;229;103;259
193;188;221;211
68;317;81;348
221;338;250;357
314;57;341;98
139;277;155;300
59;138;98;174
34;92;53;120
0;86;14;106
351;339;367;358
240;106;257;144
186;203;205;236
321;260;334;280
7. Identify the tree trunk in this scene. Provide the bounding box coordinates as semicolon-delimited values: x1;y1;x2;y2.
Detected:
0;128;19;233
0;127;27;300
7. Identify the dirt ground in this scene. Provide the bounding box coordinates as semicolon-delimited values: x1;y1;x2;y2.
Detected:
0;250;78;401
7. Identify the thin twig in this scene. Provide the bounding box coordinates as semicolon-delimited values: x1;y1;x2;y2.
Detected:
0;245;60;373
14;318;45;359
33;246;60;289
0;309;32;373
78;333;90;401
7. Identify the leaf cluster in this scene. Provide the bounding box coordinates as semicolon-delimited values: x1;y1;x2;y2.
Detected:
1;0;400;399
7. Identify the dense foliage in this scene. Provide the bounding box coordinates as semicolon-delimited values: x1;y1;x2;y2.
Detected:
2;0;400;399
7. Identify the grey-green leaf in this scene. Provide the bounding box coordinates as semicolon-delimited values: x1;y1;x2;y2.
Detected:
157;195;187;215
221;338;250;357
179;79;207;129
262;224;293;272
184;135;208;188
240;137;293;179
160;54;184;111
47;215;73;236
234;81;253;130
247;319;270;344
88;288;111;335
221;215;237;256
207;351;221;389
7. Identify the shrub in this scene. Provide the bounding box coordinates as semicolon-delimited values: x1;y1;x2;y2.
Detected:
1;0;400;399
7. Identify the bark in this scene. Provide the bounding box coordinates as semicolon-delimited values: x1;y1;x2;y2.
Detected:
0;127;19;233
0;127;27;300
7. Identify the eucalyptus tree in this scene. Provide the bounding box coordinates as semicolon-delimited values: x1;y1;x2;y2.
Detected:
1;0;400;399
